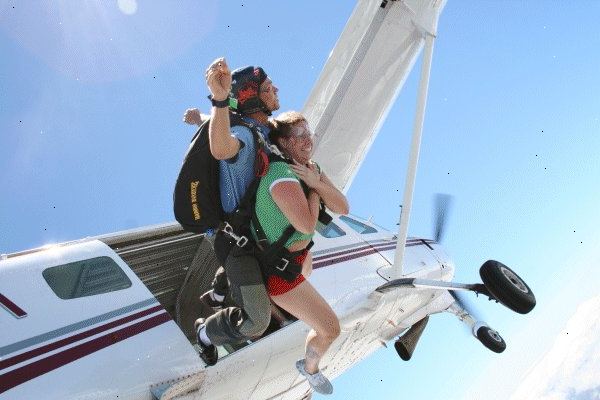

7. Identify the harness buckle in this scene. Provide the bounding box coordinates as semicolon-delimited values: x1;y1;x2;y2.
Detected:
222;222;249;248
223;222;235;235
236;236;249;248
275;258;290;272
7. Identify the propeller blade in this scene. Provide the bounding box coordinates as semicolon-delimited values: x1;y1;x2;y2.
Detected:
433;193;453;243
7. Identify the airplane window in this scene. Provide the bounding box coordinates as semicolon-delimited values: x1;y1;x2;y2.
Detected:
339;215;378;234
43;256;132;300
316;221;346;238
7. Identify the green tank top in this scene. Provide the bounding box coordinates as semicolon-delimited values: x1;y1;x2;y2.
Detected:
253;161;314;248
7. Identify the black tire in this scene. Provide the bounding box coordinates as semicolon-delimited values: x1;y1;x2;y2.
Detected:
480;260;536;314
476;326;506;353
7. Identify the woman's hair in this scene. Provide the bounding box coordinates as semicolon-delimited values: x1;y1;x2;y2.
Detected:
268;111;307;144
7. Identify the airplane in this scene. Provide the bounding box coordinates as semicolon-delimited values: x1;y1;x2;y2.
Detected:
0;1;536;399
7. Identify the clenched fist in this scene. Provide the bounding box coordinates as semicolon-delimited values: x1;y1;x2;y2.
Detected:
205;57;231;101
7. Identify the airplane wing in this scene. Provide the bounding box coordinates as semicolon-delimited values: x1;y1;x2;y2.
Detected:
304;0;447;194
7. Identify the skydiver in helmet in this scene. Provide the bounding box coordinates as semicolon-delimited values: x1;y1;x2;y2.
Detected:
194;58;280;366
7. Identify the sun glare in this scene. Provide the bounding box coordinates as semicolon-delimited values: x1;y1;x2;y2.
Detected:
0;2;217;82
117;0;138;15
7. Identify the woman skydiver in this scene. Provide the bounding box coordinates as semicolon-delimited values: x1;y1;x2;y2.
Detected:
253;111;349;395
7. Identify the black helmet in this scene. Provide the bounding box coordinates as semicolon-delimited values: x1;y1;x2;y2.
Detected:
230;66;271;115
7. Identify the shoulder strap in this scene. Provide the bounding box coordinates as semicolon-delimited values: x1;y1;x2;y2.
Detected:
254;215;296;252
251;210;296;247
230;112;264;149
230;112;270;178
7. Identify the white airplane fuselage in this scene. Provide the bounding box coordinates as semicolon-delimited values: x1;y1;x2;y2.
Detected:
0;214;454;400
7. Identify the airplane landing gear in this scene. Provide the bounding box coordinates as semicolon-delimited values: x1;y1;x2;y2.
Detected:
446;298;506;353
473;322;506;353
480;260;536;314
378;260;534;357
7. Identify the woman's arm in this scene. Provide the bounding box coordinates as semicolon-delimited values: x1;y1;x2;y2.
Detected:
314;172;349;215
271;182;320;234
291;163;349;215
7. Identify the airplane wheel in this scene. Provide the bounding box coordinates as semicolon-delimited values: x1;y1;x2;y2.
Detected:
480;260;536;314
476;326;506;353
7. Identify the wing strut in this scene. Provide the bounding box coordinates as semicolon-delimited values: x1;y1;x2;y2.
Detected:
392;33;436;278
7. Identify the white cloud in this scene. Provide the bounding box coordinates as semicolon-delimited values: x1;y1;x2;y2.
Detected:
510;296;600;400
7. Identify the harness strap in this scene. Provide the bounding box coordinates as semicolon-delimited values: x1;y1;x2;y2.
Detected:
217;115;265;246
221;145;320;280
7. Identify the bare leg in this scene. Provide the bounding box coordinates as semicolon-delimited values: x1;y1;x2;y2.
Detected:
301;252;313;278
271;280;340;374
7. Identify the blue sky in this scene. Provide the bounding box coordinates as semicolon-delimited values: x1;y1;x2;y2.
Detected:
1;1;599;399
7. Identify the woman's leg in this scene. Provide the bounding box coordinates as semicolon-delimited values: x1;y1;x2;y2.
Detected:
271;280;340;374
301;252;313;278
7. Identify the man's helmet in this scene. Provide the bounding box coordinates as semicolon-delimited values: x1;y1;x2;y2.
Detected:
230;66;271;115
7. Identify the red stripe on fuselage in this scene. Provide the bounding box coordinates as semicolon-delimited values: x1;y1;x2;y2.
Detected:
0;293;27;318
313;240;424;269
0;311;171;394
314;244;396;269
0;305;163;371
313;239;422;262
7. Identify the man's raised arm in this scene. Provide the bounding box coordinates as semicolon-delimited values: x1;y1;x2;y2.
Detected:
205;57;240;160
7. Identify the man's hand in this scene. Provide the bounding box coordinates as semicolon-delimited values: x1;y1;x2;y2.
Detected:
291;161;322;189
183;108;204;126
205;57;232;101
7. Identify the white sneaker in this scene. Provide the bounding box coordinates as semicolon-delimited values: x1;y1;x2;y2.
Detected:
296;359;333;395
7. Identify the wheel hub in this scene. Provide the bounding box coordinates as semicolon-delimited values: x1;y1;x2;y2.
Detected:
488;329;502;342
500;266;528;293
